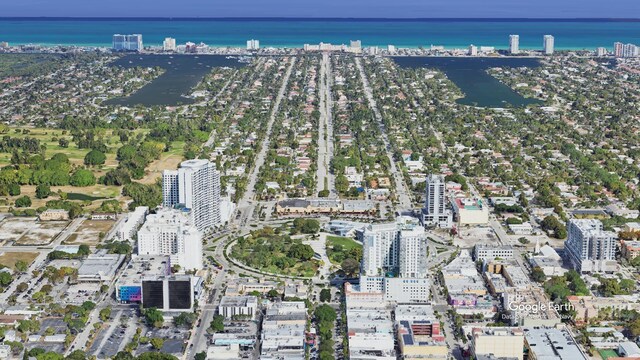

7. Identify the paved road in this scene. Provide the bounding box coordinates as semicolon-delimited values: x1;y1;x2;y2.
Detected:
204;69;241;148
234;56;296;230
355;57;412;211
316;53;335;195
187;57;296;359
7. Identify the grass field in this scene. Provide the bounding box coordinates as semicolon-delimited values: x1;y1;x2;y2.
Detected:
598;349;619;360
64;219;115;245
326;235;361;251
0;252;39;270
0;126;150;167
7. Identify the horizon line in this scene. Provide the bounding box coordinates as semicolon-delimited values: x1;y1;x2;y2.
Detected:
1;16;640;21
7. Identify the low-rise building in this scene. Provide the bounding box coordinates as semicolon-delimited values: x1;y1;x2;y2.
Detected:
621;240;640;260
524;327;588;360
396;305;447;359
468;327;524;360
260;301;307;359
452;197;489;225
218;296;258;320
474;245;514;262
39;209;69;221
91;212;117;220
77;250;126;282
568;295;640;324
508;222;534;235
502;287;561;327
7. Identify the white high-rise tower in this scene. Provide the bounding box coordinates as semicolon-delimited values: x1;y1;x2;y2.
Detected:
509;35;520;54
543;35;554;55
422;174;453;228
162;159;221;232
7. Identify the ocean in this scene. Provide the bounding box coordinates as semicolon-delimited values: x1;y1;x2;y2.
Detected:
0;18;638;49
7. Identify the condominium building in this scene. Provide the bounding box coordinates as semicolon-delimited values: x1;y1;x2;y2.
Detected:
361;222;399;278
163;37;176;52
246;39;260;50
112;34;143;51
614;42;639;58
543;35;554;55
422;174;453;228
509;35;520;54
469;44;478;56
359;216;430;302
137;208;203;271
565;219;616;273
118;206;149;241
162;159;221;232
596;47;608;56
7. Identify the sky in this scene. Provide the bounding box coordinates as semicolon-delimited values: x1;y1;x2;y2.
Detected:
2;0;638;18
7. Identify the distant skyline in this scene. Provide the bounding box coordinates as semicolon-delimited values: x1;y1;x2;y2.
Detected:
2;0;639;19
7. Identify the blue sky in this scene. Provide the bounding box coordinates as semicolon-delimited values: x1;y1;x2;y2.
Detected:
2;0;638;18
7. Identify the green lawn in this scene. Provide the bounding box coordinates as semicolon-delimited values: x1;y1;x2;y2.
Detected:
598;349;619;360
326;235;361;251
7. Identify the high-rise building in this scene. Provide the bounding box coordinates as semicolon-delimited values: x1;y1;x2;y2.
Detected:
246;39;260;50
398;220;428;278
614;42;624;57
565;219;616;273
163;37;176;52
421;174;453;228
623;43;639;58
162;159;221;232
361;222;398;278
360;217;430;302
112;34;143;52
543;35;554;55
596;47;608;57
469;44;478;56
387;45;396;54
509;35;520;54
137;208;203;271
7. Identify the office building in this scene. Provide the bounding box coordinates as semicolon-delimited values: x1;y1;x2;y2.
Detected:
163;159;221;232
141;275;202;312
116;256;170;303
474;245;514;262
163;37;176;52
246;39;260;50
112;34;143;51
543;35;554;55
565;219;616;273
469;44;478;56
422;174;453;228
137;208;203;271
509;35;519;54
